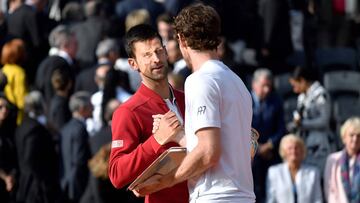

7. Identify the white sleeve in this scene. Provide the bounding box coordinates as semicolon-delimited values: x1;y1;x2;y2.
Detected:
186;75;221;133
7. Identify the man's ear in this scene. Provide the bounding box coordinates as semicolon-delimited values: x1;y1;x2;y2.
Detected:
128;58;139;72
177;34;187;48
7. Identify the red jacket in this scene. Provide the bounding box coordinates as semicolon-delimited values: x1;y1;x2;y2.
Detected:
109;84;188;203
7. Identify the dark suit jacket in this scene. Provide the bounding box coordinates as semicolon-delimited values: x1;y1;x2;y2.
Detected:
89;126;111;156
36;55;74;105
60;118;91;202
72;17;111;70
74;65;98;94
6;4;41;49
48;95;71;134
15;116;60;203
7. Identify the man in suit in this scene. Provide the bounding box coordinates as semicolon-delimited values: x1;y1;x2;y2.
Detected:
60;91;92;203
75;38;119;95
35;25;78;106
71;1;111;70
251;68;286;203
15;91;61;203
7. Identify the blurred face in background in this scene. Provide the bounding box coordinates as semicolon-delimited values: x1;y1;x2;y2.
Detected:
252;75;272;101
166;39;182;65
342;125;360;156
289;78;307;94
157;21;173;43
283;140;304;164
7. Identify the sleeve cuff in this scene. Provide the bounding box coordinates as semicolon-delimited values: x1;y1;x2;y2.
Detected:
147;135;169;154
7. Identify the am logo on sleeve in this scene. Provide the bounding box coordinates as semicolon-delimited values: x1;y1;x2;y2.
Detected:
197;106;206;115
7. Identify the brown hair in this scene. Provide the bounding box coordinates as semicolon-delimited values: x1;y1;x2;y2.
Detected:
88;143;111;179
174;3;221;51
1;39;26;64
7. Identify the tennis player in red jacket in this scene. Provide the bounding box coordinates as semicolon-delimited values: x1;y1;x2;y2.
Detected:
108;24;189;203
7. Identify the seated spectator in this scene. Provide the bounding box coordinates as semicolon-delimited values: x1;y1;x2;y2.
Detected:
288;66;333;172
324;117;360;203
1;38;28;124
266;134;323;203
15;91;61;203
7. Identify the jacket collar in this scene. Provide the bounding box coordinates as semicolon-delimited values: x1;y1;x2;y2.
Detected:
137;83;170;104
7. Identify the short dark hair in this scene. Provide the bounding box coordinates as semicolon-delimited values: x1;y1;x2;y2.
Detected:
156;13;173;25
124;24;162;58
174;3;221;51
291;66;317;82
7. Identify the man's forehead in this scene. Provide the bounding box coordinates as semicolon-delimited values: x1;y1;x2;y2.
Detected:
133;38;162;51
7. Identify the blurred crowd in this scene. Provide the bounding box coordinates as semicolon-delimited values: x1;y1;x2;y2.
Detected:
0;0;360;202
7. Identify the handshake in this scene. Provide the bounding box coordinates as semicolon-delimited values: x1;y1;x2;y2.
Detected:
152;111;259;158
152;111;186;147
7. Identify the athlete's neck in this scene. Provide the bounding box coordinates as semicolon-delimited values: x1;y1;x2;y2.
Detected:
143;79;171;99
189;49;219;72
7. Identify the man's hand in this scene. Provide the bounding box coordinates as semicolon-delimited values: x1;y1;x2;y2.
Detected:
153;111;183;145
132;173;174;197
258;141;273;160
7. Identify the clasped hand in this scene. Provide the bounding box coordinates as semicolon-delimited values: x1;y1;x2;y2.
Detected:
152;111;183;145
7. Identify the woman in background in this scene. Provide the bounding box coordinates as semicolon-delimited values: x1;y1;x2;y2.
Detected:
288;66;333;172
324;117;360;203
266;134;322;203
1;38;28;124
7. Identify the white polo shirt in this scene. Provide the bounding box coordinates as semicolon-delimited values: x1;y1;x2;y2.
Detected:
184;60;255;203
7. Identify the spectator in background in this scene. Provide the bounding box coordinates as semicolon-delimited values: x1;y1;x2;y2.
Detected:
60;91;92;203
36;25;78;106
156;13;174;45
80;99;140;203
75;38;120;95
0;93;17;203
258;0;293;74
168;72;184;91
266;134;323;203
166;39;191;79
289;66;333;172
15;91;61;203
324;117;360;203
251;68;286;203
60;2;84;26
115;0;164;26
125;9;151;32
48;68;72;135
101;68;132;125
87;64;111;135
6;0;42;84
1;38;27;124
72;0;111;70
